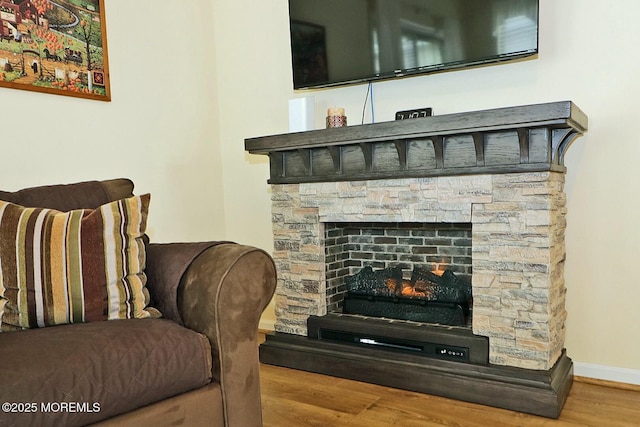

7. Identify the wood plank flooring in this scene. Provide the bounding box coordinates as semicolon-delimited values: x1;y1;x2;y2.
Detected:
258;337;640;426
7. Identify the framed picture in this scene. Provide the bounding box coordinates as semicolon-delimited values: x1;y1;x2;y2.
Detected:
290;20;328;89
0;0;110;101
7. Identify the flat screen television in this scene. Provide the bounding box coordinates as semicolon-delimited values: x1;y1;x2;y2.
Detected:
289;0;539;89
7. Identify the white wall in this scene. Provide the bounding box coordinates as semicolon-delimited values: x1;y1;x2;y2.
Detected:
213;0;640;375
2;0;225;243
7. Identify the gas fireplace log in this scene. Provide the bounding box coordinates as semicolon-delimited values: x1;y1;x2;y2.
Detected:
346;266;472;304
342;295;468;326
344;265;473;326
411;268;472;302
346;266;403;297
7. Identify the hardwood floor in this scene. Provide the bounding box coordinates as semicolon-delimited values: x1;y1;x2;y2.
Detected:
258;339;640;426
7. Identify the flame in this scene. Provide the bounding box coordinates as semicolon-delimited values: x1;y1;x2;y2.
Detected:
386;278;430;298
401;285;426;298
432;263;445;277
401;280;435;298
385;278;398;292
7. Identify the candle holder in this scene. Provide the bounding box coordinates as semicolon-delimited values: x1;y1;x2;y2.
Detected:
327;107;347;128
326;115;347;128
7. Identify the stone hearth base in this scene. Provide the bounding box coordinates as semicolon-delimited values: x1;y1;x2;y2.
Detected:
260;332;573;419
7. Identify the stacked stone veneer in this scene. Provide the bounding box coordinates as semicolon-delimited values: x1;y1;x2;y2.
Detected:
271;171;567;370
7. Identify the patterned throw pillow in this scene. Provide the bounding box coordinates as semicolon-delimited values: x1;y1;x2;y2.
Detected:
0;194;160;331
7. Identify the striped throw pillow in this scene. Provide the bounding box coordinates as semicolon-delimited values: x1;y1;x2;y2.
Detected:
0;194;160;331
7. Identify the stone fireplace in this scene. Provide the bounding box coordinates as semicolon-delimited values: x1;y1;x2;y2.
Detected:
271;171;567;370
245;101;587;418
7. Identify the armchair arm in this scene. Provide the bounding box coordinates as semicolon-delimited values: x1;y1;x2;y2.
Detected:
177;243;277;427
146;241;227;324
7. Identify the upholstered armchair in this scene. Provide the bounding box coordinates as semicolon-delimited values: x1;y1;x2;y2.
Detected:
0;179;276;427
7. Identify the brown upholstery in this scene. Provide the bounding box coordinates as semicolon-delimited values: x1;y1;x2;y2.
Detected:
179;244;276;427
0;179;133;211
0;179;277;427
90;383;225;427
0;319;212;427
101;178;135;201
146;242;228;325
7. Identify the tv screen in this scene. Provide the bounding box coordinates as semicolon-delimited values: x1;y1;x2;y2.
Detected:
289;0;539;89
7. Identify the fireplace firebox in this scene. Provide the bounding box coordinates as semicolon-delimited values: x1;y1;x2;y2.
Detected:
325;221;473;322
343;265;471;325
245;101;587;418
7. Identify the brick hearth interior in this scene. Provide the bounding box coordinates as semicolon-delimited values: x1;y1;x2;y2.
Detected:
324;221;473;313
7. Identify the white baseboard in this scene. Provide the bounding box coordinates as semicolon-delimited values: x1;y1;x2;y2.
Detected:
574;362;640;386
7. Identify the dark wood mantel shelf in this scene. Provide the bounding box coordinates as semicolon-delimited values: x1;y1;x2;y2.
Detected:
245;101;588;184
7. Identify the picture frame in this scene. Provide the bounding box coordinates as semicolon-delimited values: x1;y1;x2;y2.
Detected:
0;0;111;101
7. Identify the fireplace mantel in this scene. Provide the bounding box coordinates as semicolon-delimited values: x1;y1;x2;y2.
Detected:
245;101;588;184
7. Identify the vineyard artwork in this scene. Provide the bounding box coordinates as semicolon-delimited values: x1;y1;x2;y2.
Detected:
0;0;110;101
